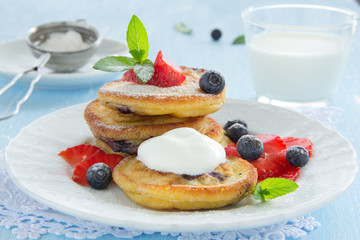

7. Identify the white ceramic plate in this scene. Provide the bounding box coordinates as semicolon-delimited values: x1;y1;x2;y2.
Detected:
0;38;128;89
4;99;358;232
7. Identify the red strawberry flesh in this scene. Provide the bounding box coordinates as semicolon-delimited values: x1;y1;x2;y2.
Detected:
122;69;139;83
255;134;287;157
58;144;105;168
282;137;313;157
225;134;312;183
72;154;124;186
225;143;239;157
123;50;185;87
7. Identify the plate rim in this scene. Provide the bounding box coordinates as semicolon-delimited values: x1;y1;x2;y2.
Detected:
4;99;358;232
0;38;126;89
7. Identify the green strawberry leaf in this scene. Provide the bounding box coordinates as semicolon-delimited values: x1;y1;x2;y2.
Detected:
174;23;192;35
232;35;245;45
133;59;154;83
93;56;137;72
254;178;298;203
126;15;149;63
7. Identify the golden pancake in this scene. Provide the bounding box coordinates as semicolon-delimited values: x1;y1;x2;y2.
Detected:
113;155;257;210
97;67;226;117
84;99;228;155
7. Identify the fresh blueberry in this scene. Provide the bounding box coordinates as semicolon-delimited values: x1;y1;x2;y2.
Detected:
211;29;222;41
286;146;309;167
223;119;248;131
236;135;263;161
199;70;225;95
226;123;248;142
86;163;112;189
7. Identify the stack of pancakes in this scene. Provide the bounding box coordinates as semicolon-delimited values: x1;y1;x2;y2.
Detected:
84;66;258;210
84;67;230;156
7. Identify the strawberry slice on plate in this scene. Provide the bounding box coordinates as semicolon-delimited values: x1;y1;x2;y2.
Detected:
224;142;239;157
123;50;186;87
72;154;124;186
251;150;300;182
278;164;301;181
225;134;287;158
58;144;105;168
255;134;287;156
224;134;308;182
283;137;313;157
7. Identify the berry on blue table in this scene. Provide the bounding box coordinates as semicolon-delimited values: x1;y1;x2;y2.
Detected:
211;29;222;40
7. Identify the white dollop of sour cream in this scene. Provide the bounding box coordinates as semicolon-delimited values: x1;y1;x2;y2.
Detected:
137;127;227;175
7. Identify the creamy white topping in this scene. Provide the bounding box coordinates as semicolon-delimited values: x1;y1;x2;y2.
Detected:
137;127;226;175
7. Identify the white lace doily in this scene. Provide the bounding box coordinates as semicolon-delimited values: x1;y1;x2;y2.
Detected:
0;106;341;240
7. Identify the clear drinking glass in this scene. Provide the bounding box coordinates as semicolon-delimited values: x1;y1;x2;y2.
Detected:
242;4;358;107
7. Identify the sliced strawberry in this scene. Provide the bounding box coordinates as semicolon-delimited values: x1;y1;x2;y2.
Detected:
278;165;301;181
251;150;287;182
150;50;186;87
123;50;186;87
283;137;313;157
224;135;309;182
255;134;287;156
58;144;105;168
224;143;239;157
72;154;124;186
122;69;139;83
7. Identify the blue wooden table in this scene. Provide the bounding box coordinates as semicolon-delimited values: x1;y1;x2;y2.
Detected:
0;0;359;239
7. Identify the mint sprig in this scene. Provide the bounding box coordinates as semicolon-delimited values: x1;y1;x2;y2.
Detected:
174;23;192;35
127;15;149;63
253;178;298;203
93;56;136;72
133;59;154;83
93;15;154;83
232;35;245;45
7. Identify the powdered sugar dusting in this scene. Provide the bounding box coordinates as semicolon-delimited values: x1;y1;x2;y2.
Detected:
100;67;212;99
93;119;128;132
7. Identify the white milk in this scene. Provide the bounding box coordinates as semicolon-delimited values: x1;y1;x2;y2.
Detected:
247;31;348;102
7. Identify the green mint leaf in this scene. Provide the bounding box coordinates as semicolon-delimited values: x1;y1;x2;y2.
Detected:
232;35;245;45
255;178;298;202
93;56;137;72
129;49;146;62
174;23;192;35
127;15;149;63
93;15;155;82
133;59;154;83
253;184;266;203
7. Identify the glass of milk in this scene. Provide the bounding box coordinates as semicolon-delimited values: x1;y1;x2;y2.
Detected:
242;4;358;107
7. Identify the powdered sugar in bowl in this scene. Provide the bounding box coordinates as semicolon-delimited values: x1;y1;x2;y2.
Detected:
27;19;102;72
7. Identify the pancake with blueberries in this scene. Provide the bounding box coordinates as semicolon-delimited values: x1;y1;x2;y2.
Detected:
84;99;229;156
97;67;226;118
112;155;258;210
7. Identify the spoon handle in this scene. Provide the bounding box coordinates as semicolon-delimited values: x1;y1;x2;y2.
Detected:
0;53;51;120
